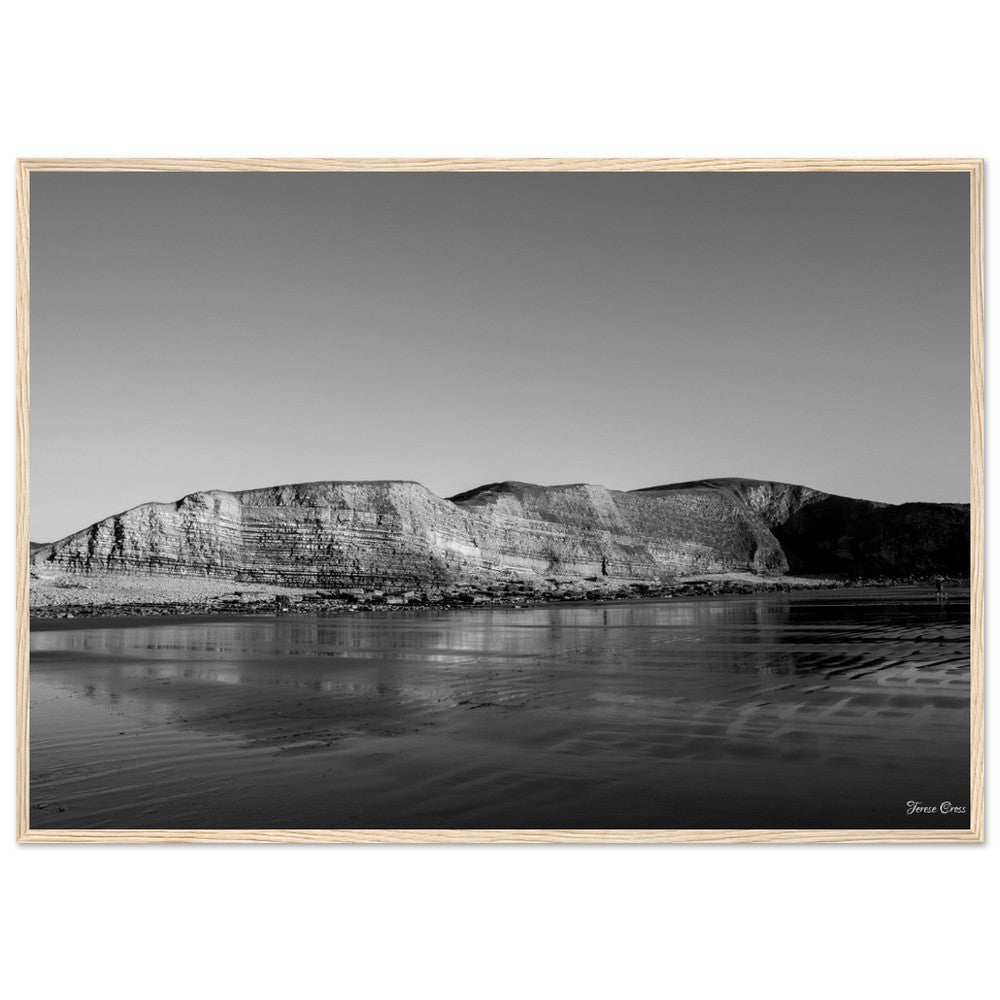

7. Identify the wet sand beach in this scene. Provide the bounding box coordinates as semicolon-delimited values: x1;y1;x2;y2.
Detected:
29;586;971;830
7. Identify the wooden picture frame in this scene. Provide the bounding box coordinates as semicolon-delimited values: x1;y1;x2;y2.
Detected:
15;157;984;844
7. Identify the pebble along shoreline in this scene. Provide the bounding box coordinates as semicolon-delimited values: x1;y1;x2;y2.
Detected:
28;574;966;622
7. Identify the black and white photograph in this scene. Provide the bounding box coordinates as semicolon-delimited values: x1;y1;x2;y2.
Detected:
21;162;981;837
8;3;1000;997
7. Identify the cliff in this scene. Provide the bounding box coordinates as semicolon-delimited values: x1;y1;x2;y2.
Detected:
30;477;969;588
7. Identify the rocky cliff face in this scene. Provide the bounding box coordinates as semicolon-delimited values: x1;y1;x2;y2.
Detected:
634;479;969;577
30;477;969;587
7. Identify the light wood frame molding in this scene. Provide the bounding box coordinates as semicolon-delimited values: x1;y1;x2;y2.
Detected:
15;157;985;844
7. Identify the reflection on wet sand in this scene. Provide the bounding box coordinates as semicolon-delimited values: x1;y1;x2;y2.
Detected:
30;587;970;829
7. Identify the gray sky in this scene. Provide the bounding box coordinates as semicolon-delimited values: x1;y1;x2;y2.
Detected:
30;170;970;542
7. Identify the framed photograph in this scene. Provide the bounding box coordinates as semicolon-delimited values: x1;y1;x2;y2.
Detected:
15;158;983;844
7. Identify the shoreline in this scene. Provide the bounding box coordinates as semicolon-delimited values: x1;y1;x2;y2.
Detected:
30;585;972;830
28;572;967;625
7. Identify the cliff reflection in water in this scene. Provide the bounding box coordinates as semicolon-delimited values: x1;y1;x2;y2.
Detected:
30;588;970;830
31;598;796;665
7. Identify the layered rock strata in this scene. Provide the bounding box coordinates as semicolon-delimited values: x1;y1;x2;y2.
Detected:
30;477;969;587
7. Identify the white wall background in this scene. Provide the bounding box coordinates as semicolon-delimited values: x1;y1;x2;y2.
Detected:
2;3;994;997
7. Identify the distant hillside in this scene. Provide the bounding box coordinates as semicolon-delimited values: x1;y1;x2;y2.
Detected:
635;478;968;576
30;477;969;587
